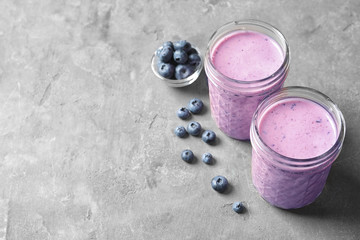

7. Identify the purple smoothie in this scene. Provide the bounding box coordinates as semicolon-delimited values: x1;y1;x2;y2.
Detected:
207;29;288;140
251;97;340;209
212;31;284;81
258;98;337;159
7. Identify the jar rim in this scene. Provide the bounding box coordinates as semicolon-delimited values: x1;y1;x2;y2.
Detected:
205;19;290;87
250;86;346;170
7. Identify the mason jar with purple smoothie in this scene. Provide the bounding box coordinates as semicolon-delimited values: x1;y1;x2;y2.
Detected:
204;20;290;140
250;87;346;209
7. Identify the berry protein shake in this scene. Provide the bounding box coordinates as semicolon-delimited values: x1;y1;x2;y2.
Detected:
211;31;283;81
258;98;337;159
205;20;290;140
250;87;346;209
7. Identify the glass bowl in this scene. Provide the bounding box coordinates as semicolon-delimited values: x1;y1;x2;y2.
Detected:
150;45;204;87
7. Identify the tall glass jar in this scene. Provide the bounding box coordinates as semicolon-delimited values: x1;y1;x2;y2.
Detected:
250;87;346;209
204;20;290;140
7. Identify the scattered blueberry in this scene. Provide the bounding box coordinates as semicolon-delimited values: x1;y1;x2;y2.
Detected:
158;63;175;79
211;175;228;193
177;107;191;120
175;64;194;80
174;126;187;138
202;130;216;144
173;40;191;52
163;41;174;49
181;149;194;163
188;53;201;66
232;201;245;214
188;98;203;114
202;153;213;164
159;46;174;63
187;121;202;136
173;49;188;64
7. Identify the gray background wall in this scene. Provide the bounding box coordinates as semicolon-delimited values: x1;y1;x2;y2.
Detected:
0;0;359;239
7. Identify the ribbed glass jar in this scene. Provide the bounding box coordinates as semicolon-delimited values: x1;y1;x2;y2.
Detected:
204;20;290;140
250;87;346;209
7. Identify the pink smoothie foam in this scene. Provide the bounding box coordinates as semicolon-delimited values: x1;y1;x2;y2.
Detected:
252;98;338;209
212;31;284;81
258;98;337;158
208;30;286;140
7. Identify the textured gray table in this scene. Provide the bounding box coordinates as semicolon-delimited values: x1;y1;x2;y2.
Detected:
0;0;359;239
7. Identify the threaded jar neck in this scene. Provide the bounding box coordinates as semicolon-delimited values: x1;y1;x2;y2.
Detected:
250;86;346;172
204;19;290;95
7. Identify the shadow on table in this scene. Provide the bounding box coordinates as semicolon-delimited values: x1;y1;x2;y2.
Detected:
172;69;360;224
171;70;209;97
284;129;360;224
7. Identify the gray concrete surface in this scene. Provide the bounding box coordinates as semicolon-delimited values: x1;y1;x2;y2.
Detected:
0;0;359;239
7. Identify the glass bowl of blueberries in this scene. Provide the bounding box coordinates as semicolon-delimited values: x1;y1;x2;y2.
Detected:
151;40;203;87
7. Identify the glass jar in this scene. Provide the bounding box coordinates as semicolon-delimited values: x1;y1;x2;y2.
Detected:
250;87;346;209
204;20;290;140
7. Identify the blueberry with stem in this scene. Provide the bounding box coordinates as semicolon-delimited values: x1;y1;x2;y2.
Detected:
181;150;194;163
187;121;202;136
202;153;213;164
211;176;228;193
188;98;203;114
175;64;194;80
159;46;174;63
177;107;191;120
173;49;188;64
202;130;216;144
173;40;192;52
158;63;175;79
174;126;187;138
232;201;245;214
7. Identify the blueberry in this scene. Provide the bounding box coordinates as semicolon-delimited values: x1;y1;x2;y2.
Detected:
232;201;245;214
187;48;198;55
202;130;216;144
188;53;201;66
173;49;188;64
156;46;163;57
202;153;213;164
188;98;203;114
181;149;194;163
187;121;202;136
175;64;194;80
163;41;174;49
211;175;228;193
173;40;191;52
174;126;187;138
177;107;191;120
159;46;174;63
158;63;175;79
156;60;163;67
